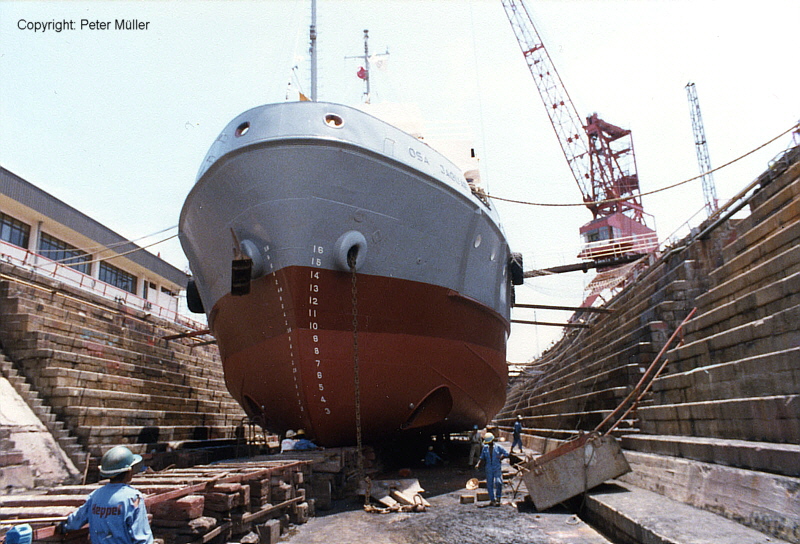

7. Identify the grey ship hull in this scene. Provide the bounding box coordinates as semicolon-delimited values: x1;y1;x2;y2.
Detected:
179;101;513;446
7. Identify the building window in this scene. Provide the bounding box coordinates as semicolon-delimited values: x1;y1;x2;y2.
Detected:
0;213;31;249
38;233;92;275
99;261;137;294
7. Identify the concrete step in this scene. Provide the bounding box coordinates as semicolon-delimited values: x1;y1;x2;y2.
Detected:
0;295;215;365
668;302;800;372
617;450;799;543
73;424;238;448
637;394;800;443
515;387;629;421
700;242;800;311
723;185;800;262
690;270;800;340
49;385;243;414
729;163;800;242
584;481;792;544
24;352;228;400
40;367;239;409
6;327;225;383
651;347;800;405
61;405;236;428
621;434;800;477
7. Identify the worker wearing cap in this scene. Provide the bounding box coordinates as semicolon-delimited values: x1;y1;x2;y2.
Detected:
475;432;508;506
59;445;153;544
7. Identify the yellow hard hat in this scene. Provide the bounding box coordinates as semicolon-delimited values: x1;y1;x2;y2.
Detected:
483;432;495;444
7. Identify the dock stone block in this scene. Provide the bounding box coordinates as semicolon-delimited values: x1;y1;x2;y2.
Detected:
256;519;281;544
150;494;205;520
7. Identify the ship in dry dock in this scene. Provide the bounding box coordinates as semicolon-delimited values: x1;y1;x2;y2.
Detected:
179;100;524;446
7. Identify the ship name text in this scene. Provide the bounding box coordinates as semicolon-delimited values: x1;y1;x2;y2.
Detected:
408;145;468;190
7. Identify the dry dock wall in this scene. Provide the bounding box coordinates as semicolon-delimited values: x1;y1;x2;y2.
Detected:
496;144;800;543
0;262;248;481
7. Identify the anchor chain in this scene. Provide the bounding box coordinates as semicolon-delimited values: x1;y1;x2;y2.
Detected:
348;249;368;503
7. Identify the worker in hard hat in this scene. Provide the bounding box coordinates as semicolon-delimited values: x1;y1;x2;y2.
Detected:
511;415;524;453
292;429;319;451
280;430;297;453
475;432;508;507
59;445;153;544
468;425;482;467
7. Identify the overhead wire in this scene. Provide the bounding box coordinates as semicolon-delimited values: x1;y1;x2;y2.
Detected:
43;229;179;268
486;122;800;208
49;233;180;268
49;224;178;256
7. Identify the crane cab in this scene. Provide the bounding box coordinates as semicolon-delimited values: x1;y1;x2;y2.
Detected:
578;212;658;262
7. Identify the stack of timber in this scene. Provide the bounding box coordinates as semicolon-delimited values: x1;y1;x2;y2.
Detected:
0;460;312;544
496;142;800;543
271;446;379;511
0;260;249;480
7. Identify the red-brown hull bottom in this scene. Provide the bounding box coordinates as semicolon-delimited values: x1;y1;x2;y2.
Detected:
210;266;508;446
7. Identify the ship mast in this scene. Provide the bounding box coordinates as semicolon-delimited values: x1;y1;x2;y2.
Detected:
309;0;317;101
362;29;371;103
345;29;372;103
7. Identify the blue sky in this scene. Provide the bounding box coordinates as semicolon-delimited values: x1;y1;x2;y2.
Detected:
1;0;797;361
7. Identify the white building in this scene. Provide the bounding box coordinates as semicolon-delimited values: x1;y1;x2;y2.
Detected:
0;166;187;322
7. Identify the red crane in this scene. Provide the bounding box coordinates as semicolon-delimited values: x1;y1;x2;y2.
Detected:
501;0;657;262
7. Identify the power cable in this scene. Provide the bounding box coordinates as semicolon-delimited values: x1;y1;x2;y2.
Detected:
45;226;179;267
487;122;799;208
50;233;178;268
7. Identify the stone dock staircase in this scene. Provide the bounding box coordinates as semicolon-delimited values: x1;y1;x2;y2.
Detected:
0;261;248;482
497;143;800;543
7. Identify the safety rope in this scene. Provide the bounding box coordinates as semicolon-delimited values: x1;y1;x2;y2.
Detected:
348;250;368;504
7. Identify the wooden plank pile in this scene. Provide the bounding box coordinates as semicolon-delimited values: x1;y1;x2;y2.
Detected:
0;459;312;544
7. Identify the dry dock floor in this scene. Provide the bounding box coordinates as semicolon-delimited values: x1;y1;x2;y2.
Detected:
286;444;787;544
289;458;612;544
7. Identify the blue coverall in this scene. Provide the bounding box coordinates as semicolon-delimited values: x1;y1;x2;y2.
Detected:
512;420;523;452
64;483;153;544
479;443;508;503
293;438;318;451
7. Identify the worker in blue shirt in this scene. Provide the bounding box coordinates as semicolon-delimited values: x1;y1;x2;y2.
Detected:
292;429;319;451
511;415;523;453
59;446;153;544
424;446;443;466
475;432;508;506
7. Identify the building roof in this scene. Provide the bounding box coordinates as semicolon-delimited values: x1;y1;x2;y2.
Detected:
0;166;187;288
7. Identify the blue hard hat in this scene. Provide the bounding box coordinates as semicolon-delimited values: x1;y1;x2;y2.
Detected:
99;446;142;478
5;524;32;544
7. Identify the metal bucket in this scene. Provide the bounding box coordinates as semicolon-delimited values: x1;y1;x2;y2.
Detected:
519;433;630;511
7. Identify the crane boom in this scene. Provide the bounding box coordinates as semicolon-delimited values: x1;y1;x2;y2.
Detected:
501;0;591;199
501;0;656;261
686;82;718;217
